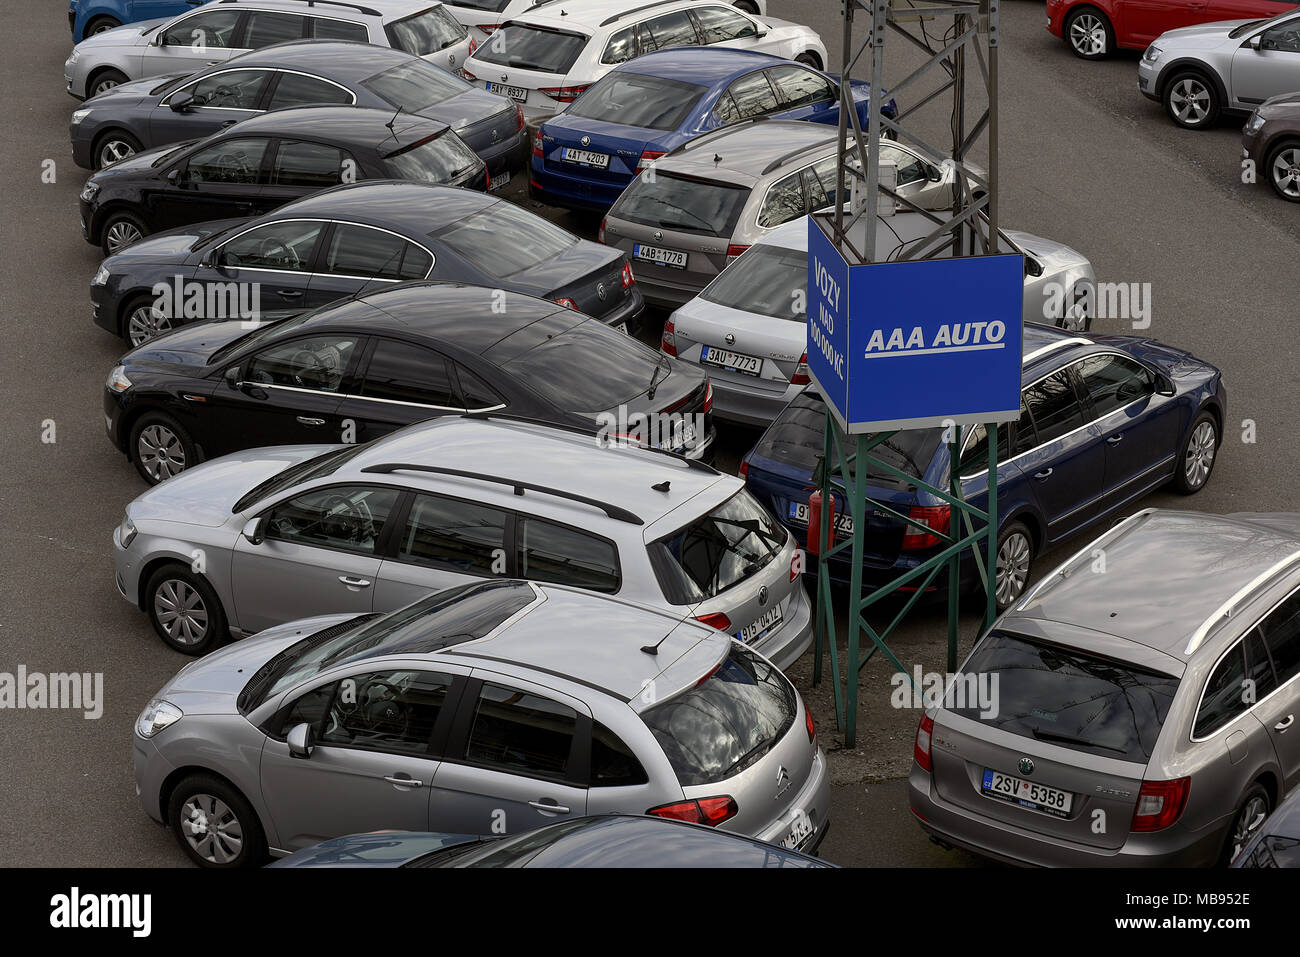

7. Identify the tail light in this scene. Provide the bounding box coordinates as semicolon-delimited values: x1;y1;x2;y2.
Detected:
475;23;500;33
694;612;732;632
514;104;525;131
914;713;934;772
467;38;478;56
804;696;816;743
726;244;750;265
647;796;737;827
462;67;478;81
701;380;713;413
738;459;749;480
637;149;666;174
598;218;606;244
532;132;543;159
621;260;633;288
791;353;810;385
660;318;677;356
789;551;801;582
554;297;578;310
901;505;950;550
540;85;590;103
484;169;491;192
1131;778;1191;832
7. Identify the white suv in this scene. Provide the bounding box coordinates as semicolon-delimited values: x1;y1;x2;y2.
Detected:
460;0;823;119
443;0;768;44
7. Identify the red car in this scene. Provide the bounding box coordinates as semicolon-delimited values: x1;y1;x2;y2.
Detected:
1046;0;1299;59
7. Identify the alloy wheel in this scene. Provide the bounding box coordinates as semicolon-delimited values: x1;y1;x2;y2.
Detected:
1184;420;1216;489
98;139;136;167
1069;15;1107;57
1169;78;1211;126
996;531;1032;606
1272;147;1300;200
126;303;170;345
138;425;187;482
92;77;121;96
179;794;243;864
105;220;143;254
1230;794;1268;859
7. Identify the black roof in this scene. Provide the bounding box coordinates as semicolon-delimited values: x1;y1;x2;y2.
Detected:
221;105;448;149
274;180;499;233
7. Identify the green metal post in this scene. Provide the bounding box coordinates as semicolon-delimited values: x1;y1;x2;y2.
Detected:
844;432;866;749
985;422;999;632
947;425;962;673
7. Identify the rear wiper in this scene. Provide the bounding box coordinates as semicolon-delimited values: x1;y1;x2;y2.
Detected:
1031;727;1127;755
646;353;669;402
721;739;773;778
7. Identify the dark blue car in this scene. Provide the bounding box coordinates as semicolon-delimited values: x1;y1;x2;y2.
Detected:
70;0;211;43
741;323;1227;609
529;47;898;213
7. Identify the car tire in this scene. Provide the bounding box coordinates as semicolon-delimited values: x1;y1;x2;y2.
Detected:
795;52;823;71
1221;783;1270;866
119;292;171;345
85;16;123;36
1064;7;1113;60
101;210;149;257
994;521;1034;611
1173;410;1219;494
93;129;142;170
1163;70;1220;130
733;0;760;13
144;562;226;655
87;67;129;98
1265;138;1300;203
167;774;266;868
131;411;196;486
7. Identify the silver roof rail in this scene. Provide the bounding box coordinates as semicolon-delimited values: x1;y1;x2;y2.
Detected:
1184;550;1300;656
1014;508;1156;612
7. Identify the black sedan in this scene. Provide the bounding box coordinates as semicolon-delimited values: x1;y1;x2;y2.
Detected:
71;40;527;175
103;281;713;484
79;105;487;256
91;180;644;346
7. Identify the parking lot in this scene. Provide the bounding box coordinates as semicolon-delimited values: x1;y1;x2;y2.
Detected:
0;0;1296;868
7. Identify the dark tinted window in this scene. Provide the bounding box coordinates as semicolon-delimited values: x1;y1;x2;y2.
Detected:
271;141;347;188
185;69;268;110
362;60;470;112
611;172;750;237
1011;399;1036;455
695;6;759;43
1257;588;1300;685
218;219;322;271
602;26;639;64
1245;631;1278;703
591;722;648;787
518;517;620;593
1077;354;1154;419
385;132;482;183
267;72;353;109
766;65;835;109
566;73;705;132
451;0;510;9
958;421;1010;477
456;365;505;410
496;321;662;411
311;16;369;41
639;11;698;50
161;9;240;47
473;24;586;72
265;485;401;555
397;494;508;574
437;203;576;274
1195;643;1249;738
651;489;786;603
953;631;1179;762
701;244;806;321
361;340;457;406
316;670;452;753
186;136;268;185
722;71;780;120
244;11;305;47
323;224;409;279
642;644;796;787
245;332;358;391
1021;369;1084;445
465;684;578;781
386;6;467;56
758;170;808;228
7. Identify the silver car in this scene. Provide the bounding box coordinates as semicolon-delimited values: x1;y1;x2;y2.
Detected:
910;508;1300;866
1138;10;1300;129
663;213;1096;427
65;0;474;100
112;415;813;669
133;579;830;866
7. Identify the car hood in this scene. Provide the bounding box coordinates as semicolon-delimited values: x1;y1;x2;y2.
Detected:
269;832;484;868
1259;90;1300;116
74;17;163;53
89;138;195;182
127;443;338;527
85;73;182;106
103;218;244;266
1004;228;1092;274
121;317;262;368
1155;19;1252;46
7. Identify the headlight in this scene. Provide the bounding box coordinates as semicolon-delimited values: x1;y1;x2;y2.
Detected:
80;181;100;203
71;108;92;125
118;514;137;547
136;699;183;738
106;364;132;393
1142;44;1162;63
92;264;110;286
67;50;80;65
1245;111;1265;134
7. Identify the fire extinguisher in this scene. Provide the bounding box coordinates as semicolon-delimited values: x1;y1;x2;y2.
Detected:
806;489;836;556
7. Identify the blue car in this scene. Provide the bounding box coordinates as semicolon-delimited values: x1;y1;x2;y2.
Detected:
529;47;898;213
741;323;1227;610
70;0;211;43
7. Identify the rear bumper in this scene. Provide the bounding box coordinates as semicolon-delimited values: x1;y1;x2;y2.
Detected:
752;583;814;672
633;270;707;311
599;287;645;332
479;128;530;176
529;157;632;212
753;746;831;853
709;375;802;428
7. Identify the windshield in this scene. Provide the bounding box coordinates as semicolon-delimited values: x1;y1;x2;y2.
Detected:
385;131;481;182
566;73;705;131
437;203;576;275
363;59;470;111
471;24;588;73
1229;13;1290;38
231;442;374;514
385;6;468;56
611;172;750;237
701;245;807;319
209;311;314;365
414;820;593;868
494;320;663;412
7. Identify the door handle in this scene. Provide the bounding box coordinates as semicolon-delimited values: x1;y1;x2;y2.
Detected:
1033;468;1054;480
1276;715;1295;732
383;775;423;787
338;576;371;588
1106;435;1123;445
296;416;326;426
528;800;571;814
276;289;303;298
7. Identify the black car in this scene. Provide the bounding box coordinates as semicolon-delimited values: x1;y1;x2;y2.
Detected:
1233;785;1300;868
79;105;487;256
91;180;644;346
71;40;527;175
104;281;714;484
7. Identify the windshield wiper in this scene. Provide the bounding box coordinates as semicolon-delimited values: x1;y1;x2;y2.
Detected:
1031;727;1128;755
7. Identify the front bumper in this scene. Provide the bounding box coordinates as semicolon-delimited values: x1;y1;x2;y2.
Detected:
133;734;173;825
1137;59;1160;101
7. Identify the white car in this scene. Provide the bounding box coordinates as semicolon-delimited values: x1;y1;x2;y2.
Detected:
443;0;767;44
460;0;821;119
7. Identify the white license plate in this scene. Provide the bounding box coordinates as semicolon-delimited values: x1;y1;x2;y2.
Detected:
561;147;609;168
487;82;527;102
738;602;783;643
490;169;511;190
789;502;854;536
782;809;814;849
633;243;687;269
981;768;1073;818
701;345;761;376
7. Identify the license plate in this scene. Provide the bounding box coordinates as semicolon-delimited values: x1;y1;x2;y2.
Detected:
486;82;527;102
633;243;687;269
981;768;1073;818
701;345;761;376
789;502;854;536
782;809;814;849
738;602;784;643
490;169;511;190
561;147;609;168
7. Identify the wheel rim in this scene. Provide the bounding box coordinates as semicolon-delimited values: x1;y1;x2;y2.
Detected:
996;532;1032;606
1069;15;1106;56
1170;78;1211;125
105;220;143;254
138;424;187;482
1184;420;1217;488
99;139;136;168
154;577;208;644
1272;147;1300;199
91;21;119;35
1230;795;1268;858
92;76;121;96
179;793;243;864
127;303;170;345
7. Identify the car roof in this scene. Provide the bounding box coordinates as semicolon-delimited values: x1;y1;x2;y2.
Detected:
221;39;417;79
221;105;448;145
205;0;445;17
1010;509;1300;662
273;181;497;231
660;120;835;180
509;0;700;31
616;46;788;84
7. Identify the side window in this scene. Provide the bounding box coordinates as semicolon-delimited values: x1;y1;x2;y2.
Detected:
809;155;845;209
399;244;433;279
270;140;349;189
397;494;509;574
694;6;759;43
758;170;808;228
518;517;620;593
218;220;323;272
161;9;241;48
1194;644;1248;738
311;16;370;41
713;90;741;125
184;70;269;110
245;334;359;391
264;485;402;555
591;721;648;787
1256;588;1300;686
324;224;410;280
360;339;458;407
1020;370;1085;446
455;365;505;411
1012;399;1036;455
958;421;1010;477
1261;20;1300;53
274;682;333;738
1076;354;1154;420
317;671;453;753
243;11;306;48
1245;631;1278;704
766;65;835;109
602;26;639;64
267;73;354;110
185;136;269;185
723;71;780;121
641;11;699;50
464;683;579;781
880;144;929;187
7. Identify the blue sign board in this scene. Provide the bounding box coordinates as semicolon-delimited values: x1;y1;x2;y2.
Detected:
806;217;1024;433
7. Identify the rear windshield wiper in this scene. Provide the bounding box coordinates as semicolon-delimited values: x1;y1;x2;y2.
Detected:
1030;727;1128;755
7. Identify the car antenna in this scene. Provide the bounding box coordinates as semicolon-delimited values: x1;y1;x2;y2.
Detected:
385;103;404;140
651;480;670;493
641;612;696;656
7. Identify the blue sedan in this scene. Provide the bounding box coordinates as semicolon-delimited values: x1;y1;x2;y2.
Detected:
70;0;211;43
529;47;898;213
741;323;1227;609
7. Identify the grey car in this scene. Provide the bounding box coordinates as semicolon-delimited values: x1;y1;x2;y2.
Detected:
663;213;1096;427
70;40;527;174
601;119;983;309
910;508;1300;866
132;579;830;866
1138;9;1300;129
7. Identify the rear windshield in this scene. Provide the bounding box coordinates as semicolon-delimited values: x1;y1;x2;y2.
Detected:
363;59;470;112
565;73;705;131
385;6;468;56
453;0;510;10
651;488;787;603
947;630;1180;763
496;320;662;412
385;131;481;182
642;643;796;787
437;202;577;275
472;24;588;73
612;172;749;237
701;244;807;319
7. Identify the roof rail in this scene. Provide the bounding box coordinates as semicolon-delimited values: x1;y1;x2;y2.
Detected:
601;0;689;27
760;136;837;176
1184;550;1300;656
1022;336;1092;366
1013;508;1155;612
664;115;770;158
220;0;382;15
359;463;645;525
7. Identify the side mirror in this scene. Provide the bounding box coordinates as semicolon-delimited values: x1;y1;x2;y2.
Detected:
241;515;266;545
1157;373;1176;396
169;91;194;113
287;722;314;759
1248;35;1262;50
152;32;166;47
926;164;942;183
224;364;241;387
166;168;181;184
